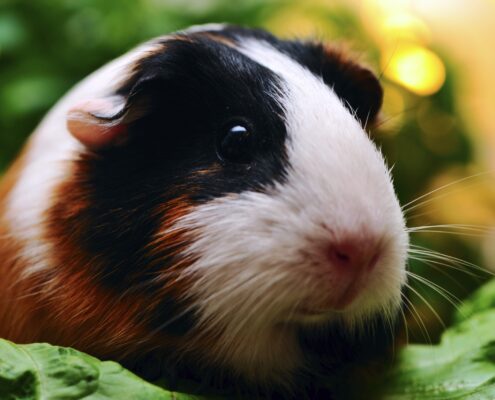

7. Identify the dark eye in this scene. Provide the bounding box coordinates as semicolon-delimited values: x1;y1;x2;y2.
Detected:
217;121;255;164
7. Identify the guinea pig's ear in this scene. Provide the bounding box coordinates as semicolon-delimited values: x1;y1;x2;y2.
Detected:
67;95;128;149
321;46;383;127
66;85;152;149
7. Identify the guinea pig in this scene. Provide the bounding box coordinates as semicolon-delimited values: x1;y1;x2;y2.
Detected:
0;24;408;397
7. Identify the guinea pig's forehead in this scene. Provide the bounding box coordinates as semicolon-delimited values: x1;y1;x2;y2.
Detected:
121;34;286;120
156;35;281;88
183;27;319;78
172;29;331;106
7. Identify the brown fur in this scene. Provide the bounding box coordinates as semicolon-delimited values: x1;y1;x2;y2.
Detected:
0;150;199;361
0;148;41;341
40;177;196;357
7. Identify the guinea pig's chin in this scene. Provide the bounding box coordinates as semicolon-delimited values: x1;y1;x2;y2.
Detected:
284;252;408;328
284;288;403;329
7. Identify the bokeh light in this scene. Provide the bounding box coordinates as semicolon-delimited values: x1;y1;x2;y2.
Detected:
383;44;446;96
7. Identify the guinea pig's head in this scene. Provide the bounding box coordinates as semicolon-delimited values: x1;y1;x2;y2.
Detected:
58;25;408;383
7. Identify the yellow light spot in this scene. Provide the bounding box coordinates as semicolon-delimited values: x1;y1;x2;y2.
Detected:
383;44;446;96
383;13;430;43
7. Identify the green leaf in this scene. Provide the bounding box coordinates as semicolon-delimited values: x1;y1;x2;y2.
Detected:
454;279;495;324
0;339;197;400
374;278;495;400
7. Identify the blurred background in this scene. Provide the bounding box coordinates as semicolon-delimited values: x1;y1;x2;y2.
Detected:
1;0;495;343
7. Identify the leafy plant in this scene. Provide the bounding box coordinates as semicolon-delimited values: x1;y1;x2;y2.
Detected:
0;339;196;400
371;279;495;400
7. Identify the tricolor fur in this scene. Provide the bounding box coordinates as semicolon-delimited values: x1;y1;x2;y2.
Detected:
0;25;408;395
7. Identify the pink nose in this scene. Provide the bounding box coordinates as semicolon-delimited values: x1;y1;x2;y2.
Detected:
325;235;381;309
326;238;380;273
317;235;383;309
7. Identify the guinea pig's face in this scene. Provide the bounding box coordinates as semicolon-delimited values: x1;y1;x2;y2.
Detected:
58;25;408;381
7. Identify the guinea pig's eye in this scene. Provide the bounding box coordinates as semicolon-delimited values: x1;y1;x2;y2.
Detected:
217;121;255;164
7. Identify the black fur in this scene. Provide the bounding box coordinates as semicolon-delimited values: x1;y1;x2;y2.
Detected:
205;25;383;125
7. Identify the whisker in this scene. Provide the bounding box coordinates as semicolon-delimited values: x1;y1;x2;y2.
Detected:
407;271;462;311
399;305;409;346
408;254;474;293
404;282;446;329
405;208;439;221
402;171;493;213
408;254;483;279
409;246;492;276
402;294;432;345
407;224;492;233
407;229;488;238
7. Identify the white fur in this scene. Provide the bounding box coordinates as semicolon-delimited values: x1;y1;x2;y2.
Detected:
176;39;408;380
5;40;166;274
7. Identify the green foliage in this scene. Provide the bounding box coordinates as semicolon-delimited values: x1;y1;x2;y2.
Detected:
0;339;196;400
372;279;495;400
455;279;495;324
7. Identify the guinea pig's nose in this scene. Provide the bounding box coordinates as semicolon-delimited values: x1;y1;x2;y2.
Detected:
326;238;380;273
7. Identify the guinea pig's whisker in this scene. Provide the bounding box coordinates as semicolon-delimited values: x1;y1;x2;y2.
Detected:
398;304;409;346
408;198;495;220
402;171;493;214
408;229;489;238
408;254;482;279
405;208;439;221
401;294;432;345
403;239;491;345
409;255;478;292
404;282;446;329
408;245;478;272
406;271;462;311
408;245;492;276
407;224;492;233
379;304;399;357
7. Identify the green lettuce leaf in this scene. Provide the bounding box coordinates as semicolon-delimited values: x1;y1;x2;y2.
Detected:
0;340;197;400
375;279;495;400
454;278;495;324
